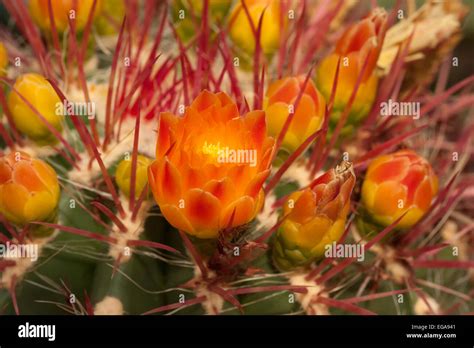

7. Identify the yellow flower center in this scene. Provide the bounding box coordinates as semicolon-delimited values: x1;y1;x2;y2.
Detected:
201;141;221;159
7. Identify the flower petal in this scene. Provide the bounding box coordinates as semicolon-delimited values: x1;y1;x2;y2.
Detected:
245;169;270;199
221;195;255;228
203;177;236;206
414;177;433;211
191;90;221;112
244;110;267;149
149;158;182;205
184;188;221;237
0;183;29;224
12;161;45;192
156;112;179;158
160;204;195;234
0;161;12;184
290;188;317;223
268;77;298;105
368;156;409;183
372;181;406;217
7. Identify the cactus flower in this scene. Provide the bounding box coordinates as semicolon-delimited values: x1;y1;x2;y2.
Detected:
0;42;7;76
361;149;438;230
316;8;387;135
29;0;102;33
0;152;60;226
171;0;232;42
115;154;152;198
148;90;274;239
228;0;284;57
273;161;355;270
8;73;63;145
265;75;326;155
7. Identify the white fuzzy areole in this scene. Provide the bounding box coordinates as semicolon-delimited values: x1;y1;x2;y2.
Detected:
353;228;410;284
371;243;410;284
94;296;124;315
0;233;56;289
196;285;225;315
67;83;106;123
65;84;139;185
385;261;411;284
441;220;474;280
117;117;157;158
287;271;329;315
68;137;133;185
414;295;440;315
256;193;278;231
1;253;35;289
107;197;152;263
191;267;224;315
281;160;316;188
14;140;57;158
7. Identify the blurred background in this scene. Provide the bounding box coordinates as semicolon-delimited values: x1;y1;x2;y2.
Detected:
0;0;472;84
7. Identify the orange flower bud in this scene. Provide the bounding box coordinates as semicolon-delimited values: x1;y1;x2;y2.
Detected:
273;162;355;270
228;0;284;57
148;90;274;239
361;150;438;230
29;0;102;33
0;152;60;226
265;76;326;155
316;8;387;134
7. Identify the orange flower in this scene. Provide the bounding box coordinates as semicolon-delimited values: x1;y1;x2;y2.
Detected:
265;75;326;154
316;8;387;133
29;0;102;33
361;150;438;229
148;90;274;239
273;162;355;270
0;152;60;226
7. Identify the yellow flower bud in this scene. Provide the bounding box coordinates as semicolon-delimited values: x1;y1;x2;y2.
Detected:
0;152;60;226
0;42;8;76
29;0;103;33
228;0;284;57
115;155;152;198
273;162;355;270
7;73;63;145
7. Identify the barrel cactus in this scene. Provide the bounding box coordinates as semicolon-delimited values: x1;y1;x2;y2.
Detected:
0;0;472;317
